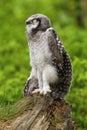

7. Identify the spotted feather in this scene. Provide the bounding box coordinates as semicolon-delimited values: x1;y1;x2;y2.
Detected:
47;28;72;99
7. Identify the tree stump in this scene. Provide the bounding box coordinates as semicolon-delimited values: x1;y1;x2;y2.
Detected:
1;94;76;130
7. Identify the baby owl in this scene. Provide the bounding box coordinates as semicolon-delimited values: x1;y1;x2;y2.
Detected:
24;14;72;100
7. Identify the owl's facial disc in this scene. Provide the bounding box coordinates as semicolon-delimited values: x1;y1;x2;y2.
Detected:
26;18;39;30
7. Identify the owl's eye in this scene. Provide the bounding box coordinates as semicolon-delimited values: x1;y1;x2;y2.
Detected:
32;19;38;24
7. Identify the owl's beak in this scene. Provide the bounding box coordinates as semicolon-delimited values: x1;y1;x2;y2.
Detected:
25;20;30;25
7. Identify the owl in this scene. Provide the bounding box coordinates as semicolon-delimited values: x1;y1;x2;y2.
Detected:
23;14;72;100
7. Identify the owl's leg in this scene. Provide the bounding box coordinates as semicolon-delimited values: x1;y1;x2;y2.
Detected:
28;67;37;80
32;70;43;94
42;65;58;95
23;67;38;96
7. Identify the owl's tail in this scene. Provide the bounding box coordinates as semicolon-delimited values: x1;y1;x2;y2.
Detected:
61;51;72;94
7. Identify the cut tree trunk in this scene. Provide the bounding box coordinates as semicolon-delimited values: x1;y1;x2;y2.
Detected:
2;94;76;130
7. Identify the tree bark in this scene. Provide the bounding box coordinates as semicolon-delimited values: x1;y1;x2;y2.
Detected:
2;94;76;130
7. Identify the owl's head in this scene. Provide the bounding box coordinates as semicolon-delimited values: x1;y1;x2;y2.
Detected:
26;14;51;35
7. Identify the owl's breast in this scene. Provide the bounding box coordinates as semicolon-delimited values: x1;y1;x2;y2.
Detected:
29;37;52;68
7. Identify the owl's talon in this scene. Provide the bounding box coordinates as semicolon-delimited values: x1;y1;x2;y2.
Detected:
32;88;51;95
39;90;43;95
42;89;51;95
32;89;41;94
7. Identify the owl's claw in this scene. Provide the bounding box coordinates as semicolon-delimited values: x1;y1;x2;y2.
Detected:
42;88;51;95
32;88;51;95
32;89;42;94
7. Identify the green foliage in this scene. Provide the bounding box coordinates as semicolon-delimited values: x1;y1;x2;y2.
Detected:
67;57;87;129
0;0;87;129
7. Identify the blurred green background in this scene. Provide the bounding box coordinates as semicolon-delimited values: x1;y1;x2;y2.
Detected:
0;0;87;129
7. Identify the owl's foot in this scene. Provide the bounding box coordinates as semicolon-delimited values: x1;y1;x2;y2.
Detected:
40;84;51;95
32;87;51;95
32;88;42;94
42;88;51;95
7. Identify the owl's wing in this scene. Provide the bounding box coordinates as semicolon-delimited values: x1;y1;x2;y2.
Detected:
47;28;64;69
46;28;72;99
